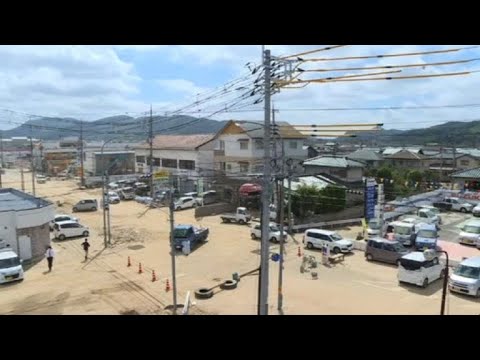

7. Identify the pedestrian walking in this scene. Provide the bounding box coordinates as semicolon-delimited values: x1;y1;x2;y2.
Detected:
81;239;90;261
45;245;55;272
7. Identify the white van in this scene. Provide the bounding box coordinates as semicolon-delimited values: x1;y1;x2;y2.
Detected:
449;256;480;297
54;220;90;241
0;249;24;284
458;220;480;247
303;229;353;254
398;251;445;288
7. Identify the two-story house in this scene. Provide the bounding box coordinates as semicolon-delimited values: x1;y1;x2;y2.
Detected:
213;120;307;177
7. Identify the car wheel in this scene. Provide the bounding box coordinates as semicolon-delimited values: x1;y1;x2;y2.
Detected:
461;208;467;213
333;247;340;254
92;207;97;211
422;278;429;288
306;242;314;250
366;253;373;261
251;233;257;240
72;207;77;212
270;237;278;243
83;231;89;237
396;259;401;266
238;219;245;225
58;234;66;241
176;206;181;211
476;288;480;298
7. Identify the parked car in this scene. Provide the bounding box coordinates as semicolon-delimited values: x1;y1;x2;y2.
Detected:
36;175;46;184
414;223;439;250
303;229;353;254
54;220;90;240
389;221;417;246
195;191;218;206
444;197;473;213
397;251;445;288
250;223;287;243
472;204;480;217
50;214;79;231
458;220;480;247
108;191;121;204
366;219;382;237
449;256;480;297
417;208;442;225
365;237;409;265
118;187;135;200
174;196;196;211
0;248;24;284
72;199;98;212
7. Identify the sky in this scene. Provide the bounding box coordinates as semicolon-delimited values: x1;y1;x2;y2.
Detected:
1;45;480;131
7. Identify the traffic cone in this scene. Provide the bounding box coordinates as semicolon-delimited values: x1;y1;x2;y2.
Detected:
151;270;157;282
127;256;131;267
138;263;143;274
165;279;171;292
297;246;302;257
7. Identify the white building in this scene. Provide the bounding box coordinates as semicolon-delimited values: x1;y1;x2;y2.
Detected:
133;134;216;178
0;188;55;260
213;120;307;177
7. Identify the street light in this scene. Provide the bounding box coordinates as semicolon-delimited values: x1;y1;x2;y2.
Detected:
424;249;449;315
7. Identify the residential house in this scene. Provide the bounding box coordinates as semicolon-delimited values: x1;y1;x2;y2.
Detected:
0;188;54;260
451;167;480;191
382;149;426;169
347;148;384;168
213;120;307;177
302;155;365;185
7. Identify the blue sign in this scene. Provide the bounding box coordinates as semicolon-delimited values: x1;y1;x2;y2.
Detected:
271;253;281;262
365;179;377;220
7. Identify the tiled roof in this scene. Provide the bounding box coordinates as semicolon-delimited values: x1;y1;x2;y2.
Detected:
451;167;480;179
303;156;365;168
383;149;424;160
135;134;216;150
347;149;383;161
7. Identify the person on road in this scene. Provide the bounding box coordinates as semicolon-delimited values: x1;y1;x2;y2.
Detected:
82;239;90;261
45;245;55;272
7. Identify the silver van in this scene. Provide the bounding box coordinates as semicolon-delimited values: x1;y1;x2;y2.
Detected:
449;256;480;297
72;199;98;212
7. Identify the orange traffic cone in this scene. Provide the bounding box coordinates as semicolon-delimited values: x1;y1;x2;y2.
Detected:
138;263;143;274
127;256;131;267
297;246;302;257
165;279;171;292
151;270;157;282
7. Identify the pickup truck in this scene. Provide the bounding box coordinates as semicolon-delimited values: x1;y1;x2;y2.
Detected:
434;197;473;213
173;225;209;250
221;207;251;225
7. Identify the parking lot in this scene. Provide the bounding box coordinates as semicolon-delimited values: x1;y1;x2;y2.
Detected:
0;169;478;315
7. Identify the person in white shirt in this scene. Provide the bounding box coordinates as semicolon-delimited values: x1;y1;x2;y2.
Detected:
45;246;55;272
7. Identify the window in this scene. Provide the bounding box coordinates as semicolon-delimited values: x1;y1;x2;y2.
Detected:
255;139;264;150
320;234;332;241
239;162;249;173
289;141;298;149
226;164;232;171
162;158;177;168
307;232;321;239
219;140;225;150
153;158;161;166
239;140;249;150
384;244;395;252
179;160;195;170
460;160;469;166
372;241;382;249
136;156;145;163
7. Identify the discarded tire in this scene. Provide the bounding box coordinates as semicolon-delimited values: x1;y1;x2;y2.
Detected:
220;279;238;290
195;288;214;299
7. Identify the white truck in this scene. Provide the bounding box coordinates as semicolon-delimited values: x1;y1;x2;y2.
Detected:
220;207;251;225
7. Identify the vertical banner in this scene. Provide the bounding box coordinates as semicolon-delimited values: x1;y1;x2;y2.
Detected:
365;178;377;221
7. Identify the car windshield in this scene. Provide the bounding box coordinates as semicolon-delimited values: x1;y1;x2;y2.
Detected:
426;208;440;215
395;226;411;235
368;220;380;230
417;230;437;238
173;229;189;238
0;257;21;269
331;233;343;241
423;210;436;218
463;225;480;234
454;265;480;279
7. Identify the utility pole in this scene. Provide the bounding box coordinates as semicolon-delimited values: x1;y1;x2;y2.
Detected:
29;128;36;196
169;174;178;314
106;170;112;245
0;130;4;168
377;183;384;232
277;133;286;313
102;169;108;248
21;167;25;191
79;121;85;187
259;48;272;316
286;158;293;234
149;106;154;198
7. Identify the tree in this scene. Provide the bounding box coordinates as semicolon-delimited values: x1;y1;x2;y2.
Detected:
291;184;346;218
408;170;423;185
377;167;393;180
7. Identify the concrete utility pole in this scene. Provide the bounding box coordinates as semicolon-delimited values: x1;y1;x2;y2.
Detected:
0;130;4;168
21;167;25;191
149;106;154;198
286;158;294;234
29;127;36;196
277;133;286;313
80;121;85;187
169;174;178;314
259;48;272;316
